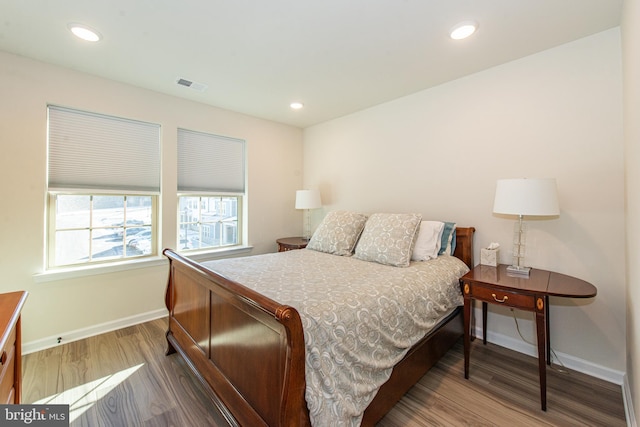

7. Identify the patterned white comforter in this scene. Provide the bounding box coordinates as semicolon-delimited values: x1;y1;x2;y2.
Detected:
202;249;468;426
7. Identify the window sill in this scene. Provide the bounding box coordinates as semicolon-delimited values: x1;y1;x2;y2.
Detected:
34;256;167;283
178;245;254;262
33;245;253;283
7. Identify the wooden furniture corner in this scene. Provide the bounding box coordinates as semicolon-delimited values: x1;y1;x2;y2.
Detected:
0;291;28;404
276;237;309;252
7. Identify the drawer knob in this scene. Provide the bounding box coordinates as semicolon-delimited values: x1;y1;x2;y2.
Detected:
0;351;6;365
492;293;508;303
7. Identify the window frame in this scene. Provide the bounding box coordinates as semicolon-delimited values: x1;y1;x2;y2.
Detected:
176;193;243;253
47;191;159;269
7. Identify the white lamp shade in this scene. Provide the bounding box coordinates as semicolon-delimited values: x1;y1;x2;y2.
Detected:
493;178;559;216
295;189;321;209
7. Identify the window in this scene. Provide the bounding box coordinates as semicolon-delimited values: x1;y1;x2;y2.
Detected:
177;129;245;251
47;106;160;268
178;196;240;250
49;194;156;266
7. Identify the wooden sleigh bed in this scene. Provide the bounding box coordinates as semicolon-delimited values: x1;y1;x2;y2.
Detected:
164;224;475;426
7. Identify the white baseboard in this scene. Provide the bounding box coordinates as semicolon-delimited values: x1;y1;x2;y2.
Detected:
22;308;168;355
474;325;626;385
623;374;636;427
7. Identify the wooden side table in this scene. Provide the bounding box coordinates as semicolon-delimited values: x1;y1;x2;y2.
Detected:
276;237;308;252
460;264;596;411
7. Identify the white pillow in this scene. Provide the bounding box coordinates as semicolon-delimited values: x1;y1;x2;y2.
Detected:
411;221;445;261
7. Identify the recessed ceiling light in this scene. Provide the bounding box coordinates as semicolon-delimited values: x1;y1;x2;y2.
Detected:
68;23;102;42
450;21;478;40
290;102;304;110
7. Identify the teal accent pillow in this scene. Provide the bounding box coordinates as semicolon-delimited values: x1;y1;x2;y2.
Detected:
450;229;457;255
438;222;457;256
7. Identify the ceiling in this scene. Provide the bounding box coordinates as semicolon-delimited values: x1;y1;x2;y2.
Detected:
0;1;622;128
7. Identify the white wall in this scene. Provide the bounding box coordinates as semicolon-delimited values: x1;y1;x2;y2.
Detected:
304;29;625;377
623;0;640;422
0;51;303;346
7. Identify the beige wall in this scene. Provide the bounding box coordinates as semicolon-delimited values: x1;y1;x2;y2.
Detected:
623;0;640;422
0;51;303;346
304;29;625;378
0;19;630;406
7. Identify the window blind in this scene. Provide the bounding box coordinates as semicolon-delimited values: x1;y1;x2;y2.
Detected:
177;128;245;193
48;106;161;192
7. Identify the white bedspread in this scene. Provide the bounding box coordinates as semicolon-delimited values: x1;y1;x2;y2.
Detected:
202;249;468;426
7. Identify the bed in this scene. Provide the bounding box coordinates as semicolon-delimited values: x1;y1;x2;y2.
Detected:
164;212;475;426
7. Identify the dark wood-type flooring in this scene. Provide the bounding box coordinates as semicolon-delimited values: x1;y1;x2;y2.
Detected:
22;318;626;426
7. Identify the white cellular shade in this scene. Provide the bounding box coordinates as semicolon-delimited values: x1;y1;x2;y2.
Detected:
493;178;560;216
177;129;245;193
48;106;161;192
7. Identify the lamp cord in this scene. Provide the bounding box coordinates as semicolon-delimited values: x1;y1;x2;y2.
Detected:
510;309;568;374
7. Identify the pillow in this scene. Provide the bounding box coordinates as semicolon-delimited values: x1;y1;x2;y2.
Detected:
438;222;457;256
411;221;445;261
354;213;422;267
306;211;368;256
450;228;457;255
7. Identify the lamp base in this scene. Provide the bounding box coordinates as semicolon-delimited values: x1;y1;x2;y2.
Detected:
506;264;531;277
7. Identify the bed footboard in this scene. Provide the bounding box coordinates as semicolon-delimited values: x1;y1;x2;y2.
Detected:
163;249;308;427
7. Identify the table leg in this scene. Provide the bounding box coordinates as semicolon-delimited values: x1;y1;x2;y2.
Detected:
463;297;471;379
470;298;476;342
535;297;547;411
482;301;488;345
546;295;551;365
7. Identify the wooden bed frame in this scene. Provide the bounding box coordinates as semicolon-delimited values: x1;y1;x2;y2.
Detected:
164;227;475;426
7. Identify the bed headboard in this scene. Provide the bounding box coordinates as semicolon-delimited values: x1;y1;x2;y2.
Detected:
453;227;475;269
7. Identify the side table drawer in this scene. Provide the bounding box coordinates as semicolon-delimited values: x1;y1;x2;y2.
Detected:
466;283;535;310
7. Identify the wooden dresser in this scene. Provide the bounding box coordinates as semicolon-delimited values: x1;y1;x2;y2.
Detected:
0;291;28;404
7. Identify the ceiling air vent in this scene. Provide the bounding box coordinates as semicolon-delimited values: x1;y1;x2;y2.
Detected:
176;77;208;92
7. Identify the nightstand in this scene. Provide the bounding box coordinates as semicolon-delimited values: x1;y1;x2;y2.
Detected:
460;264;596;411
276;237;308;252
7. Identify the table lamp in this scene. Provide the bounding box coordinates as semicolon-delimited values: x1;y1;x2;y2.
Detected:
295;189;322;241
493;178;559;276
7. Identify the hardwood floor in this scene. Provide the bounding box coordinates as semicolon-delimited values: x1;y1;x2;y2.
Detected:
22;318;626;426
379;340;626;427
